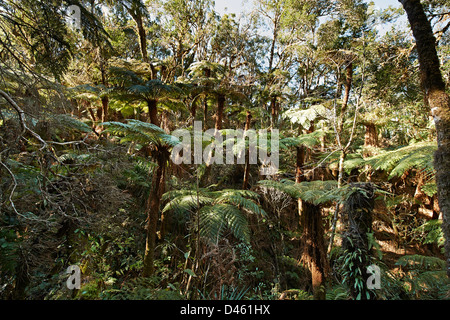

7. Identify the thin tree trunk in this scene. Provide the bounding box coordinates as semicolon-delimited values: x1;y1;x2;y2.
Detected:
203;97;208;130
399;0;450;277
296;126;306;217
328;61;354;254
270;97;277;129
243;111;252;190
101;96;108;122
143;152;168;277
135;12;148;63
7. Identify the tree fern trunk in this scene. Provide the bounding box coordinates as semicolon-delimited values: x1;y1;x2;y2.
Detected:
364;122;378;157
148;99;159;126
301;202;328;300
215;94;225;130
341;183;375;299
400;0;450;278
143;152;167;277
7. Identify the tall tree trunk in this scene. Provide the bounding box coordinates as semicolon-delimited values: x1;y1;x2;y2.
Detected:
329;61;354;254
301;202;328;300
341;183;376;299
364;122;378;157
101;96;108;122
242;111;252;190
399;0;450;277
296;126;306;217
143;151;168;277
270;97;277;129
215;94;225;130
135;11;148;63
99;45;108;123
203;97;208;130
148;99;159;126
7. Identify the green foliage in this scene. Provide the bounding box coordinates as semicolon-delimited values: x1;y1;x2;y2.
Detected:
280;130;325;149
282;104;329;129
0;228;20;274
364;142;437;180
258;179;375;206
102;119;180;147
395;255;449;299
101;277;183;300
163;188;266;244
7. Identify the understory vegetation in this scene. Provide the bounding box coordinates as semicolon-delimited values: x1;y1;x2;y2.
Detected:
1;0;449;300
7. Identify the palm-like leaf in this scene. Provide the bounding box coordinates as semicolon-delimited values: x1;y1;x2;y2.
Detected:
280;130;325;149
162;187;265;244
364;142;436;180
101;119;180;148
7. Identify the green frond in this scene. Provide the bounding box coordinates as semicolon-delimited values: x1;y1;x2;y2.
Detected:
365;142;437;179
108;66;144;86
257;179;338;205
161;194;214;214
101;121;157;145
50;114;92;133
257;179;300;198
396;254;446;271
162;187;263;244
101;120;179;148
215;192;266;216
280;130;325;149
126;119;166;134
162;189;199;202
282;104;329;128
199;204;250;244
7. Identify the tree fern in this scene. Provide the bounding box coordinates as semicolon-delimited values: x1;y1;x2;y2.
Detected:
101;119;180;148
162;188;266;244
279;130;325;150
395;254;449;299
396;254;446;271
364;142;436;180
258;179;339;205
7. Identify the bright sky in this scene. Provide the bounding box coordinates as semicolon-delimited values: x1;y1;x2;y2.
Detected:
214;0;407;36
215;0;403;15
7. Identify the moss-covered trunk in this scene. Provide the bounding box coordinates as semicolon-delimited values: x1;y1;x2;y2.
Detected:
301;202;328;300
341;183;375;299
400;0;450;278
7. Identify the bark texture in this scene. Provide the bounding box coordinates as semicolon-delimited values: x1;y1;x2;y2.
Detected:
400;0;450;277
341;183;376;299
301;202;328;300
143;150;168;277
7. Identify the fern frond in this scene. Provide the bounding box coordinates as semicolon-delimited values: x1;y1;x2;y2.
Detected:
161;195;214;214
101;121;157;145
365;142;436;179
51;114;92;133
216;193;266;216
257;179;338;205
199;204;250;244
280;130;325;149
396;254;446;271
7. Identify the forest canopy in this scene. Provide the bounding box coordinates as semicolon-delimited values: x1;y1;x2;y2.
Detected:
0;0;449;301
